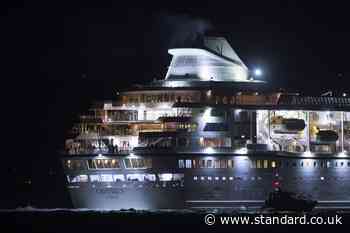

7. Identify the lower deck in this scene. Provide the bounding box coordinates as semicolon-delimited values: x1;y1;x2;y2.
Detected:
62;153;350;209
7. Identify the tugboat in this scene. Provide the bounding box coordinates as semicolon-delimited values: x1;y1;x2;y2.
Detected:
263;187;318;212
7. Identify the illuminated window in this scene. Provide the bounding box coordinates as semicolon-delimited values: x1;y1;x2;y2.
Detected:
144;174;156;181
200;160;206;168
65;160;85;170
227;160;234;168
178;159;185;168
90;159;121;169
100;174;113;182
89;174;100;182
193;176;198;180
123;158;152;169
67;175;88;183
271;161;276;168
159;173;173;181
222;177;226;180
173;174;184;181
327;161;331;168
207;160;213;168
111;159;120;169
79;175;88;182
208;176;212;180
220;159;227;168
124;159;132;169
65;160;72;170
96;159;104;169
185;159;192;168
131;158;144;168
214;160;220;168
215;177;219;180
192;160;197;168
257;160;261;168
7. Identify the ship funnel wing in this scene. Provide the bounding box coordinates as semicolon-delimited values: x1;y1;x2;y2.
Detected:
165;37;249;82
203;37;248;70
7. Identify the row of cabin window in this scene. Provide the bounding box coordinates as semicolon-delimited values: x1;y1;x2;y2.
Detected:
178;159;276;169
67;173;184;183
193;176;262;181
278;160;350;168
179;159;350;169
250;160;277;168
178;159;235;169
64;158;152;170
192;176;344;182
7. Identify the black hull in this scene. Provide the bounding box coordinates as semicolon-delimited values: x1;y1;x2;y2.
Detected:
62;153;350;210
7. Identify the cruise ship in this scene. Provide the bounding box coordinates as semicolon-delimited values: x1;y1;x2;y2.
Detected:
62;36;350;209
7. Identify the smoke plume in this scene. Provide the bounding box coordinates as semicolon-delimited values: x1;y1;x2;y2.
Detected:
155;12;212;49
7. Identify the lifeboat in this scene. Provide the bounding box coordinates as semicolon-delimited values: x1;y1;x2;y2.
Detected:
316;130;338;143
271;116;306;134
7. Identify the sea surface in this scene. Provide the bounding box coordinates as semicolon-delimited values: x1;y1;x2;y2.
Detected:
1;207;350;233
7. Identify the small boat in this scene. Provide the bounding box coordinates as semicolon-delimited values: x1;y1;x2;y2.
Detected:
263;188;317;212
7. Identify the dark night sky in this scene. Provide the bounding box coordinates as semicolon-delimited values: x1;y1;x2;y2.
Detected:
3;1;350;177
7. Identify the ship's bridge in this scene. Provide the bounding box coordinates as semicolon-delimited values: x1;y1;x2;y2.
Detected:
165;37;251;84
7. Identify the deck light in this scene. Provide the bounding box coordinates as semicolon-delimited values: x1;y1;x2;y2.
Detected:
204;147;215;154
338;151;347;158
254;68;262;76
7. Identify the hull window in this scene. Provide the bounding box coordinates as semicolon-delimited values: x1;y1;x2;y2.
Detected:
67;175;88;183
159;173;184;181
89;174;101;182
185;159;192;168
123;158;152;169
88;159;121;170
178;159;185;168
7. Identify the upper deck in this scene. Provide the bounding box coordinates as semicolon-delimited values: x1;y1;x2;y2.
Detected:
64;36;350;159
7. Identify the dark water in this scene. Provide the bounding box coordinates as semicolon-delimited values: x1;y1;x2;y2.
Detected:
0;156;72;209
1;209;350;233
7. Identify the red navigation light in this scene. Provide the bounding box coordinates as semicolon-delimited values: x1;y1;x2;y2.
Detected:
273;180;280;188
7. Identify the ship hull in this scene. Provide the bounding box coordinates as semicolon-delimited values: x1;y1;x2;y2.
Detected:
62;153;350;210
